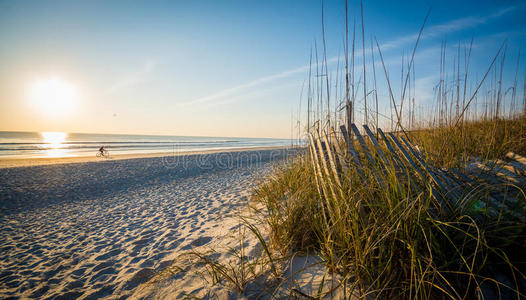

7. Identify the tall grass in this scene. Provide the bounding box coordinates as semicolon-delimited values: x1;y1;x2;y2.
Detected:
252;2;526;296
412;116;526;168
261;1;526;296
253;130;526;298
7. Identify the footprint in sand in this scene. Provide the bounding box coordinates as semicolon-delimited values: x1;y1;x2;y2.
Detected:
123;268;155;291
30;285;50;298
93;261;113;272
94;248;122;261
139;260;154;268
132;238;151;245
181;236;212;250
53;291;84;300
65;279;85;290
44;265;66;279
71;267;87;277
83;285;115;299
90;267;117;283
130;255;147;264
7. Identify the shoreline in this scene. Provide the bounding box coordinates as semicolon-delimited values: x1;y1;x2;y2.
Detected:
0;145;293;169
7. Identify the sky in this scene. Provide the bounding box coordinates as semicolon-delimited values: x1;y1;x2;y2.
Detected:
0;0;525;138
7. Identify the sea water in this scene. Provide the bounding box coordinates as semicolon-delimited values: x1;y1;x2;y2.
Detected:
0;131;292;158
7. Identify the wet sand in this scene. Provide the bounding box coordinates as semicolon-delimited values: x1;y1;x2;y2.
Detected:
0;146;290;169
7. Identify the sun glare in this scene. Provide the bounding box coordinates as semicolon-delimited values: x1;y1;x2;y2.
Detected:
41;131;69;157
29;78;79;116
41;131;67;147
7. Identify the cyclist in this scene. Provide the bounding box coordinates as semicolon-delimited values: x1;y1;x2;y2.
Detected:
98;146;105;157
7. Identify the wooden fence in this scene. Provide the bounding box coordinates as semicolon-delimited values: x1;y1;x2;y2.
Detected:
309;123;526;217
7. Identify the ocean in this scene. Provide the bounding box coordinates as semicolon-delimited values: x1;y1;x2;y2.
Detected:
0;131;292;158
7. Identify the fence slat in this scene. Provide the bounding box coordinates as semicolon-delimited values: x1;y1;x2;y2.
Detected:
339;125;366;180
350;124;375;164
506;152;526;166
308;134;326;197
388;132;451;211
340;125;363;166
314;131;339;202
363;125;391;168
321;129;343;189
400;136;464;196
377;128;406;171
329;126;344;173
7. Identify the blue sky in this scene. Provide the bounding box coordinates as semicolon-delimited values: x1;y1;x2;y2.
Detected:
0;0;525;138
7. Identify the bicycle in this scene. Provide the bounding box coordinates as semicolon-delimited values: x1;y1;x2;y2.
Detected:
96;150;110;158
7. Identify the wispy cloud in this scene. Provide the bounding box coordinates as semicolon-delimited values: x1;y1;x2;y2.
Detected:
381;6;517;50
178;5;517;107
178;64;310;107
208;81;303;108
107;60;157;94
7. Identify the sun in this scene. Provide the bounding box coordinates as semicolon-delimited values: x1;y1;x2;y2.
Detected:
28;78;79;116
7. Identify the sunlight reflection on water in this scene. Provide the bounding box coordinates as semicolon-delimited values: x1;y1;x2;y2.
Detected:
41;132;71;157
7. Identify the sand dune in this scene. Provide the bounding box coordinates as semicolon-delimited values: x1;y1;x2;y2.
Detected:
0;148;295;299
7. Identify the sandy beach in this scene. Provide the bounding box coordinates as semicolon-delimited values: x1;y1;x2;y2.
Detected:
0;147;296;299
0;146;291;169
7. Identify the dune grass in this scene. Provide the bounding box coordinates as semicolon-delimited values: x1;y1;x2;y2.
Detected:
252;118;526;299
246;5;526;296
163;119;525;298
411;116;526;169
